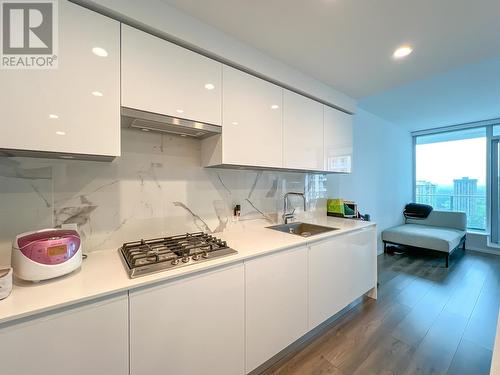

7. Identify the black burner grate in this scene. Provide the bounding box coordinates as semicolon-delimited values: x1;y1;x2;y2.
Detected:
119;232;235;277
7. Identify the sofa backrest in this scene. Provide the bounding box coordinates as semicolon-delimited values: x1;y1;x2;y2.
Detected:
406;210;467;231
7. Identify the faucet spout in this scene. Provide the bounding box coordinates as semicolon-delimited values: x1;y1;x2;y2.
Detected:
282;192;307;224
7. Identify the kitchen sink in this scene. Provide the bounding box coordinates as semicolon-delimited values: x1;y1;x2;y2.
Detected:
266;222;339;237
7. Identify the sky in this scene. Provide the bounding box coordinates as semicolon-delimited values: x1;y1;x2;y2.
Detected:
416;137;487;186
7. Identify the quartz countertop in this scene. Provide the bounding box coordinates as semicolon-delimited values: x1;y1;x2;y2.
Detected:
0;216;375;325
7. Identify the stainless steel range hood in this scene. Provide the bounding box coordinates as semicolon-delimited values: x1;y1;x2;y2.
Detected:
121;107;222;139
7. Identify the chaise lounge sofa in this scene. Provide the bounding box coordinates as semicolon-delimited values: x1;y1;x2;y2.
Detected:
382;210;467;267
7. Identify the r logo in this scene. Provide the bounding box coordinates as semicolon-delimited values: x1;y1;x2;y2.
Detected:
2;2;53;54
1;0;58;69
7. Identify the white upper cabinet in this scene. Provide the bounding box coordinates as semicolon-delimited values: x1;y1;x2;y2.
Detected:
283;90;324;170
221;66;283;167
121;25;222;126
0;0;120;159
324;106;353;173
245;246;308;373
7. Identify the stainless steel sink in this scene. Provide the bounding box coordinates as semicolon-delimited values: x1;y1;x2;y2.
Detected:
266;222;339;237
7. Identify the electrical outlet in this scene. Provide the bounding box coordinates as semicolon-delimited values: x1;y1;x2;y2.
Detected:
61;223;78;231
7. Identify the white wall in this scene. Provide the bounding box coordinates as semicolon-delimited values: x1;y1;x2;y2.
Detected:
328;109;413;254
75;0;355;113
466;233;500;255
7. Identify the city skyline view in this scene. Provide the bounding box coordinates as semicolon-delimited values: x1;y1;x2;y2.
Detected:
415;135;487;230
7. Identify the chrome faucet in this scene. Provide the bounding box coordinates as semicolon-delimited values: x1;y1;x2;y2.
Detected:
282;192;307;224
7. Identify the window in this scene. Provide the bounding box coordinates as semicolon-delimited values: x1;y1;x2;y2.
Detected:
415;128;487;230
492;130;500;244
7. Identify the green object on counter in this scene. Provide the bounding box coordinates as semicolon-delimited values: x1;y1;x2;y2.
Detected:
327;199;345;215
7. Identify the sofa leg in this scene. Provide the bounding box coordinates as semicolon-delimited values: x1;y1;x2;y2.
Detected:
462;237;466;251
383;241;387;254
446;254;449;268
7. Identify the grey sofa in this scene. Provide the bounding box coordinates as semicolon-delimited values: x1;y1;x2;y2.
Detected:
382;211;467;267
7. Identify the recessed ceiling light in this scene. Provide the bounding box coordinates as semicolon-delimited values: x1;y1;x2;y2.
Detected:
92;47;108;57
204;83;215;90
49;114;59;119
231;121;239;125
393;45;413;59
176;109;184;114
271;104;279;110
180;134;187;137
141;128;150;132
55;131;66;136
60;155;74;159
91;91;103;97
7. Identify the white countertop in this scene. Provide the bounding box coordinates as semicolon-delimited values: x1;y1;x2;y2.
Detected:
0;216;375;325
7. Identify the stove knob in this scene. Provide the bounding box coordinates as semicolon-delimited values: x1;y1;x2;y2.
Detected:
171;259;180;265
202;251;209;259
192;254;201;261
182;256;190;263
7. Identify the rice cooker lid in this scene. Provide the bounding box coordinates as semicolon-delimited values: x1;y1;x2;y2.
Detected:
15;229;80;249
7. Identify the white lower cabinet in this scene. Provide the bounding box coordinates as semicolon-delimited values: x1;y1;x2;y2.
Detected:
245;246;308;373
308;227;377;329
129;264;245;375
0;293;129;375
0;229;377;375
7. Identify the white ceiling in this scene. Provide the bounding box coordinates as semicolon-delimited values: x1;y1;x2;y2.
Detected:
162;0;500;99
359;55;500;131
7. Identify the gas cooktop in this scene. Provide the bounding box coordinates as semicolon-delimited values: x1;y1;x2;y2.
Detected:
119;232;237;278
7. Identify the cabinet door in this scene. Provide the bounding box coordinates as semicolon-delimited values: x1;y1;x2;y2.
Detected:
349;227;377;299
324;106;353;173
222;66;283;167
245;246;308;373
130;264;245;375
308;233;352;329
122;25;222;126
0;0;120;157
283;91;324;170
308;228;377;329
0;293;128;375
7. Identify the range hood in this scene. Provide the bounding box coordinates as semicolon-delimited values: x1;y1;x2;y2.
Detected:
121;107;221;139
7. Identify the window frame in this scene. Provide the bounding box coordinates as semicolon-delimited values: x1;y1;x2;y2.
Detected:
412;119;500;235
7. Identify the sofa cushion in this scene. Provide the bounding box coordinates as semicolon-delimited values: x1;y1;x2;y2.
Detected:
382;224;465;253
406;211;467;231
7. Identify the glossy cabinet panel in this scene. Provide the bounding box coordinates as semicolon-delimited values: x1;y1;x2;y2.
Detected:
245;246;308;373
283;90;324;170
324;106;353;173
121;25;222;126
221;66;283;167
308;228;377;329
130;264;245;375
0;294;129;375
0;0;120;158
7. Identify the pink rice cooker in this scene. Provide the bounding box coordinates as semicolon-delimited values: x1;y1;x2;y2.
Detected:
12;228;82;282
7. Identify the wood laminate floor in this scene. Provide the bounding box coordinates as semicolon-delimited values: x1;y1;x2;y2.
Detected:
263;249;500;375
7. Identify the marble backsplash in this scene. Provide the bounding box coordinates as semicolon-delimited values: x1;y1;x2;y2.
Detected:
0;129;328;266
